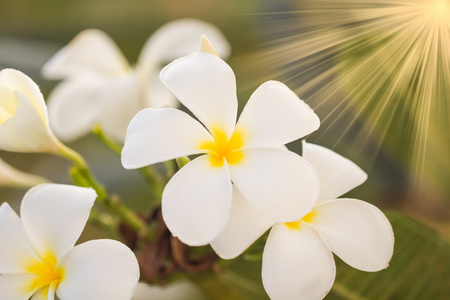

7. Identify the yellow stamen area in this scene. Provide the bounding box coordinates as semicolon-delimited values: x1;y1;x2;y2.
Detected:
284;210;318;230
284;220;301;230
302;210;317;224
199;127;245;167
27;254;63;294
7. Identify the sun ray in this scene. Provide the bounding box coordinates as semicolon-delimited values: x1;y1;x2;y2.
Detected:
245;0;450;195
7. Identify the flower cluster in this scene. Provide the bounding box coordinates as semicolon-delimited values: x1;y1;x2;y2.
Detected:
121;36;394;299
122;36;321;246
0;19;394;300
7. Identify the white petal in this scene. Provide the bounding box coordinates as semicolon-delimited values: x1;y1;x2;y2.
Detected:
56;239;139;300
20;184;96;260
160;52;237;136
302;141;368;203
138;19;230;69
138;19;230;114
0;85;18;118
229;148;319;222
48;283;57;300
0;158;49;188
13;92;58;152
0;117;29;152
162;155;232;246
132;281;206;300
0;202;40;273
30;288;49;300
262;223;335;300
0;69;48;123
97;73;142;142
122;108;212;169
42;29;130;79
47;77;106;142
211;186;274;259
236;81;320;148
0;86;28;151
0;274;38;300
311;199;394;271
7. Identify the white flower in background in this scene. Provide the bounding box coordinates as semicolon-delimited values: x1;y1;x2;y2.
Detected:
0;158;49;188
42;19;231;142
0;68;63;153
212;141;394;300
132;281;206;300
0;183;139;300
122;37;320;246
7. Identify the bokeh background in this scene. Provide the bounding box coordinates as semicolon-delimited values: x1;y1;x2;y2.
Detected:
1;0;449;299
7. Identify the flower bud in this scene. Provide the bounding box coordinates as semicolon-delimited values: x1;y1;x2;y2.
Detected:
0;68;61;153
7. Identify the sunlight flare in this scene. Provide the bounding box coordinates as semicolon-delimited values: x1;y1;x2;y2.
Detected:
252;0;450;190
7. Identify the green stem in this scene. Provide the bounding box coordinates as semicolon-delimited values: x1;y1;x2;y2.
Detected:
56;141;108;201
92;124;165;204
55;140;153;240
139;166;165;203
88;209;121;239
91;125;122;155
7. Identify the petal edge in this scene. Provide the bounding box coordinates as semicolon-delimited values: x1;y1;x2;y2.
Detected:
311;199;394;271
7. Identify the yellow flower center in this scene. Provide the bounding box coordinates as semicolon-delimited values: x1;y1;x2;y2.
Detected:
27;254;64;294
199;127;245;167
284;210;317;230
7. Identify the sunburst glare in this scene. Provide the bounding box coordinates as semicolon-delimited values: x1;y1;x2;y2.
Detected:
250;0;450;194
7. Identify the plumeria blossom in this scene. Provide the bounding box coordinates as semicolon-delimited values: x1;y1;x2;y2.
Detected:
0;183;140;300
0;158;49;188
132;281;206;300
122;37;321;246
42;19;231;142
211;141;394;300
0;68;64;153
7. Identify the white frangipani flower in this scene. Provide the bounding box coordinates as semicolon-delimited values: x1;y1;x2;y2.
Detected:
122;37;321;246
0;183;140;300
0;158;49;188
212;141;394;300
42;19;231;142
0;68;63;153
132;281;206;300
